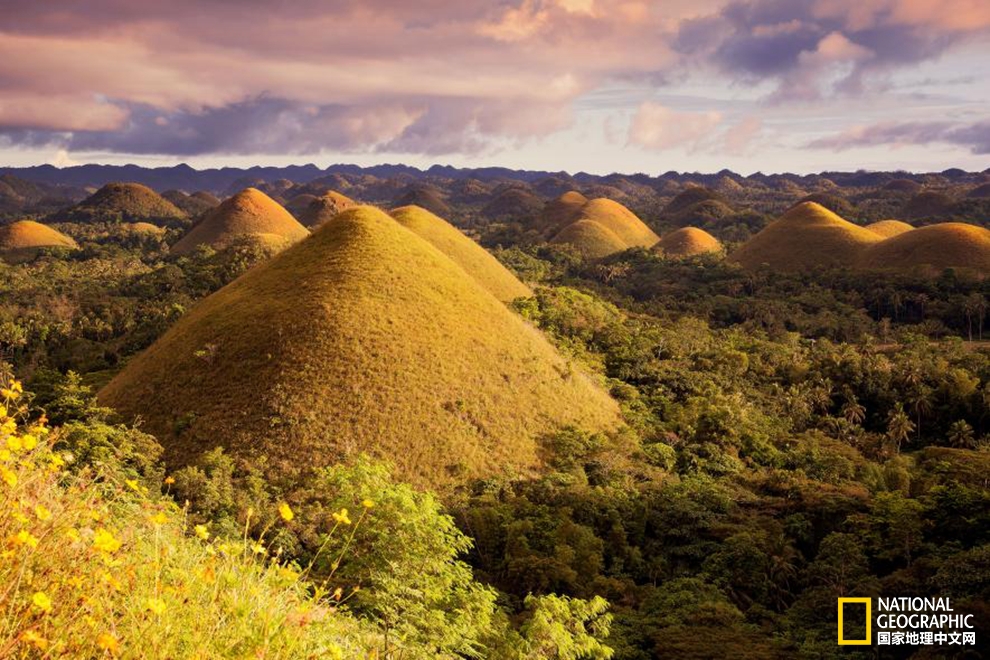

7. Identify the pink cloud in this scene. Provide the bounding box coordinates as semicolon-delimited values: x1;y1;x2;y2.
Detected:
628;103;723;151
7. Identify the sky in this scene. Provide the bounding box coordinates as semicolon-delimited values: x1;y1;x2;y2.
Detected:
1;0;989;175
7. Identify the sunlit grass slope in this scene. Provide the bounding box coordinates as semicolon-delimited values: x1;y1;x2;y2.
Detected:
549;219;630;259
540;191;588;235
55;183;187;225
865;219;915;238
577;198;660;249
100;206;620;488
858;222;990;275
390;204;532;301
0;391;375;658
656;227;722;258
171;188;309;255
0;220;77;262
729;201;882;271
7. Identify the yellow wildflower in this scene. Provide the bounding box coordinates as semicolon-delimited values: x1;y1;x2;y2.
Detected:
14;530;39;549
97;632;120;654
0;448;9;461
124;479;140;492
21;434;36;450
251;542;266;555
149;511;168;526
93;528;122;554
144;598;166;615
49;453;64;467
65;528;81;542
6;435;22;452
34;504;52;521
362;499;375;509
1;467;17;487
164;476;175;485
332;508;352;525
32;591;52;613
102;572;123;590
20;630;48;650
278;502;294;522
194;524;210;541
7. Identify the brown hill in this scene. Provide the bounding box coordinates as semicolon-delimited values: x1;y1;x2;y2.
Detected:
549;219;629;259
858;223;990;275
729;202;881;271
283;194;320;219
967;183;990;199
656;227;722;258
540;191;588;235
481;188;543;221
171;188;309;255
883;179;922;194
54;183;187;225
99;205;619;488
865;220;914;238
162;190;218;217
390;205;531;301
395;186;450;217
122;222;166;236
663;187;725;215
0;220;77;261
297;191;356;228
903;191;955;219
578;198;660;248
191;191;221;205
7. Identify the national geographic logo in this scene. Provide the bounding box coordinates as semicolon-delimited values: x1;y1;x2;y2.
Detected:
838;597;977;647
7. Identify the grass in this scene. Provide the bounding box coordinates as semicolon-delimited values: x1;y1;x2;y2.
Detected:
390;204;532;302
54;183;187;225
0;221;77;263
858;222;990;276
171;189;310;255
298;192;355;228
656;227;722;258
865;220;914;238
100;205;620;489
729;201;881;271
0;383;377;658
549;219;629;259
122;222;166;236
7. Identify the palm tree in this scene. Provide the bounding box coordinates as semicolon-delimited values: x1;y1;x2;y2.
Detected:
947;420;975;449
886;404;915;454
907;385;934;442
841;392;866;426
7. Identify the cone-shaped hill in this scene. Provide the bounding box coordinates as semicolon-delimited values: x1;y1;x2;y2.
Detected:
729;202;881;271
390;205;531;301
99;206;620;488
171;188;309;255
54;183;187;225
297;191;356;228
858;223;990;276
162;190;219;217
549;219;629;259
0;220;77;261
540;191;588;235
656;227;722;258
865;220;914;238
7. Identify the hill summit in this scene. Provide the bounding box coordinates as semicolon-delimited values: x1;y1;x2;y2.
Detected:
547;194;660;258
729;202;881;271
100;205;620;487
297;191;355;228
171;188;309;255
656;227;722;258
858;223;990;275
53;182;187;225
390;205;531;301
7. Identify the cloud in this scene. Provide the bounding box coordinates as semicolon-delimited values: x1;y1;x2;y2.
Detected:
807;119;990;153
722;116;764;155
628;102;723;151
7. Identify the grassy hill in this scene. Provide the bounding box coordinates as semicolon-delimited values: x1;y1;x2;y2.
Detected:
540;191;588;235
298;191;355;227
858;222;990;275
578;198;660;248
865;219;914;238
390;205;532;301
100;206;619;488
54;183;187;226
549;219;629;259
729;202;881;271
656;227;722;258
0;220;77;262
171;188;309;255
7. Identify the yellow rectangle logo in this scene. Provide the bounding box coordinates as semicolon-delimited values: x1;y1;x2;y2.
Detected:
838;598;872;645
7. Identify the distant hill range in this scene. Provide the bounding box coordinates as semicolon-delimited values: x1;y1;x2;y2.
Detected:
3;163;989;198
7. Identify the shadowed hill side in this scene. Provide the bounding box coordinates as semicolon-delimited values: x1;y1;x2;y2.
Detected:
0;220;77;261
171;188;309;255
865;220;914;238
99;205;620;488
729;202;881;271
540;191;588;235
162;190;219;217
656;227;722;258
298;191;356;228
53;182;187;225
390;205;531;301
858;223;990;275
